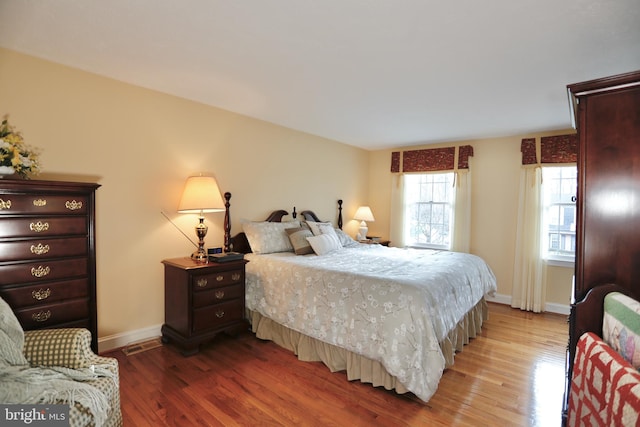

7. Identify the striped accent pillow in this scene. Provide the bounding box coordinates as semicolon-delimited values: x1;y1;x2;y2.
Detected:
603;292;640;369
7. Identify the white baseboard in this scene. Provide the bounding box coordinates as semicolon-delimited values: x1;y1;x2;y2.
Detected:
98;323;162;353
486;293;570;316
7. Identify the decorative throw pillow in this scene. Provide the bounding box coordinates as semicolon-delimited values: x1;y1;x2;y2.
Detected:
242;221;300;254
335;228;359;248
603;292;640;369
307;233;342;256
306;221;333;236
285;227;314;255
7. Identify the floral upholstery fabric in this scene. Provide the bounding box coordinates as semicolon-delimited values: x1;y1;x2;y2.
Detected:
603;292;640;369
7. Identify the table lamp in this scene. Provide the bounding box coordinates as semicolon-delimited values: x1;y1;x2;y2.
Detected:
178;175;225;262
354;206;375;241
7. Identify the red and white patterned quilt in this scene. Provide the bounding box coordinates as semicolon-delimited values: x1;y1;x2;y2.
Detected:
568;332;640;426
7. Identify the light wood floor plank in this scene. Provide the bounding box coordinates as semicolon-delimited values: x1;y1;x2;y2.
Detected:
104;303;567;426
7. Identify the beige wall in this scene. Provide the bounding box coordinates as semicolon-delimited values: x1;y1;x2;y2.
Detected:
1;48;574;350
0;48;369;347
368;135;575;309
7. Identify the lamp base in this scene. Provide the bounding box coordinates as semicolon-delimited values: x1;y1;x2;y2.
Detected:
357;222;369;241
191;249;208;263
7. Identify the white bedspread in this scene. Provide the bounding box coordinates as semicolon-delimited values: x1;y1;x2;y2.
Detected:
245;244;497;401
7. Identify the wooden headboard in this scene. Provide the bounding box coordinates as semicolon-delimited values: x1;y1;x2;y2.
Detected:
228;199;343;254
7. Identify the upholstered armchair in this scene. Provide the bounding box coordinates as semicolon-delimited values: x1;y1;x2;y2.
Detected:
0;297;122;427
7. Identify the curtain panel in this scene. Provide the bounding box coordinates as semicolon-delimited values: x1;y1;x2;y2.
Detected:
512;133;577;312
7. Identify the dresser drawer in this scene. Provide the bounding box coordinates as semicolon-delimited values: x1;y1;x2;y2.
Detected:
192;269;244;290
192;283;243;308
192;299;244;333
0;258;88;285
0;278;89;308
0;237;87;262
0;217;87;238
0;194;88;215
14;299;90;330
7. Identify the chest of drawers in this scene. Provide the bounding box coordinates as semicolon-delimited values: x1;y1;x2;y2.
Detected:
161;257;248;356
0;179;100;352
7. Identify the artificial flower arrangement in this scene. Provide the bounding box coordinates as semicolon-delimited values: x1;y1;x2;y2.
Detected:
0;116;40;179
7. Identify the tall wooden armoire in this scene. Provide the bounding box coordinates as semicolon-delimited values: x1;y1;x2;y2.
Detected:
563;70;640;419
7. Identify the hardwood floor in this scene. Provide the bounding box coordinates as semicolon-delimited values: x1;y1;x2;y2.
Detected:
104;303;568;427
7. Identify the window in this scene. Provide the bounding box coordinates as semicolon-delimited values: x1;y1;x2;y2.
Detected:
403;173;455;249
541;166;577;264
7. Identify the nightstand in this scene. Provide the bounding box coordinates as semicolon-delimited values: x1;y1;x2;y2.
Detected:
362;238;390;247
161;257;248;356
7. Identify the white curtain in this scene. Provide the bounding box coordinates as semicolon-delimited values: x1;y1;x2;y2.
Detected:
512;165;546;312
451;168;471;253
389;174;406;247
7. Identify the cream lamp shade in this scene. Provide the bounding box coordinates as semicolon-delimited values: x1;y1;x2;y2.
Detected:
178;175;225;262
354;206;375;241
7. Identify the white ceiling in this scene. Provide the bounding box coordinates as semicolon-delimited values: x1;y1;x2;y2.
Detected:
1;1;639;150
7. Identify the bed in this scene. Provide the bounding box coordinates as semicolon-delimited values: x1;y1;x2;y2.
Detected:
228;202;497;402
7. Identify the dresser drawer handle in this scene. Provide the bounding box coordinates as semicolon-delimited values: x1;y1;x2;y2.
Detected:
215;310;225;318
216;275;224;282
30;243;50;255
33;199;47;207
32;288;51;300
32;310;51;322
65;200;83;211
215;290;225;299
232;273;241;281
30;221;50;233
196;278;208;288
0;198;11;210
31;266;51;278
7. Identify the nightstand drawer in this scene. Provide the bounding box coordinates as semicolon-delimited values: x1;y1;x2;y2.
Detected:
192;269;244;290
193;283;243;308
14;299;90;330
192;299;243;332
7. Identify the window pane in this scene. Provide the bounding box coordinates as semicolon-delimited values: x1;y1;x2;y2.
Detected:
404;173;455;249
542;166;577;261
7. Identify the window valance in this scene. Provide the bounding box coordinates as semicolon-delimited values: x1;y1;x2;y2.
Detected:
521;134;577;165
390;145;474;173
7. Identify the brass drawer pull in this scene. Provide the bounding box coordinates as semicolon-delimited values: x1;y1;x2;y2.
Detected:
0;198;11;210
216;275;224;282
215;310;225;318
65;200;83;210
32;310;51;322
33;199;47;207
30;243;50;255
30;221;50;232
232;273;241;281
196;278;208;288
31;266;51;278
32;288;51;300
215;290;225;299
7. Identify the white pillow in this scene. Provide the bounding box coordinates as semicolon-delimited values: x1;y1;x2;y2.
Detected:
242;221;300;254
306;233;342;255
335;228;359;248
306;221;333;236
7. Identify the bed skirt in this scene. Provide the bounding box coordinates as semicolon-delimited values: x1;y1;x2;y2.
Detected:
246;298;488;397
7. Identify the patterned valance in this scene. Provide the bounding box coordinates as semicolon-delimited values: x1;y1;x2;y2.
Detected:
521;134;577;165
390;145;474;173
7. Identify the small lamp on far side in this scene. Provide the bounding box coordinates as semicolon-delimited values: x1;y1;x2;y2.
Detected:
178;175;225;263
354;206;375;241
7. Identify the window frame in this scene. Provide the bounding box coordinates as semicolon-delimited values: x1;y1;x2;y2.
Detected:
403;172;456;250
541;165;577;267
